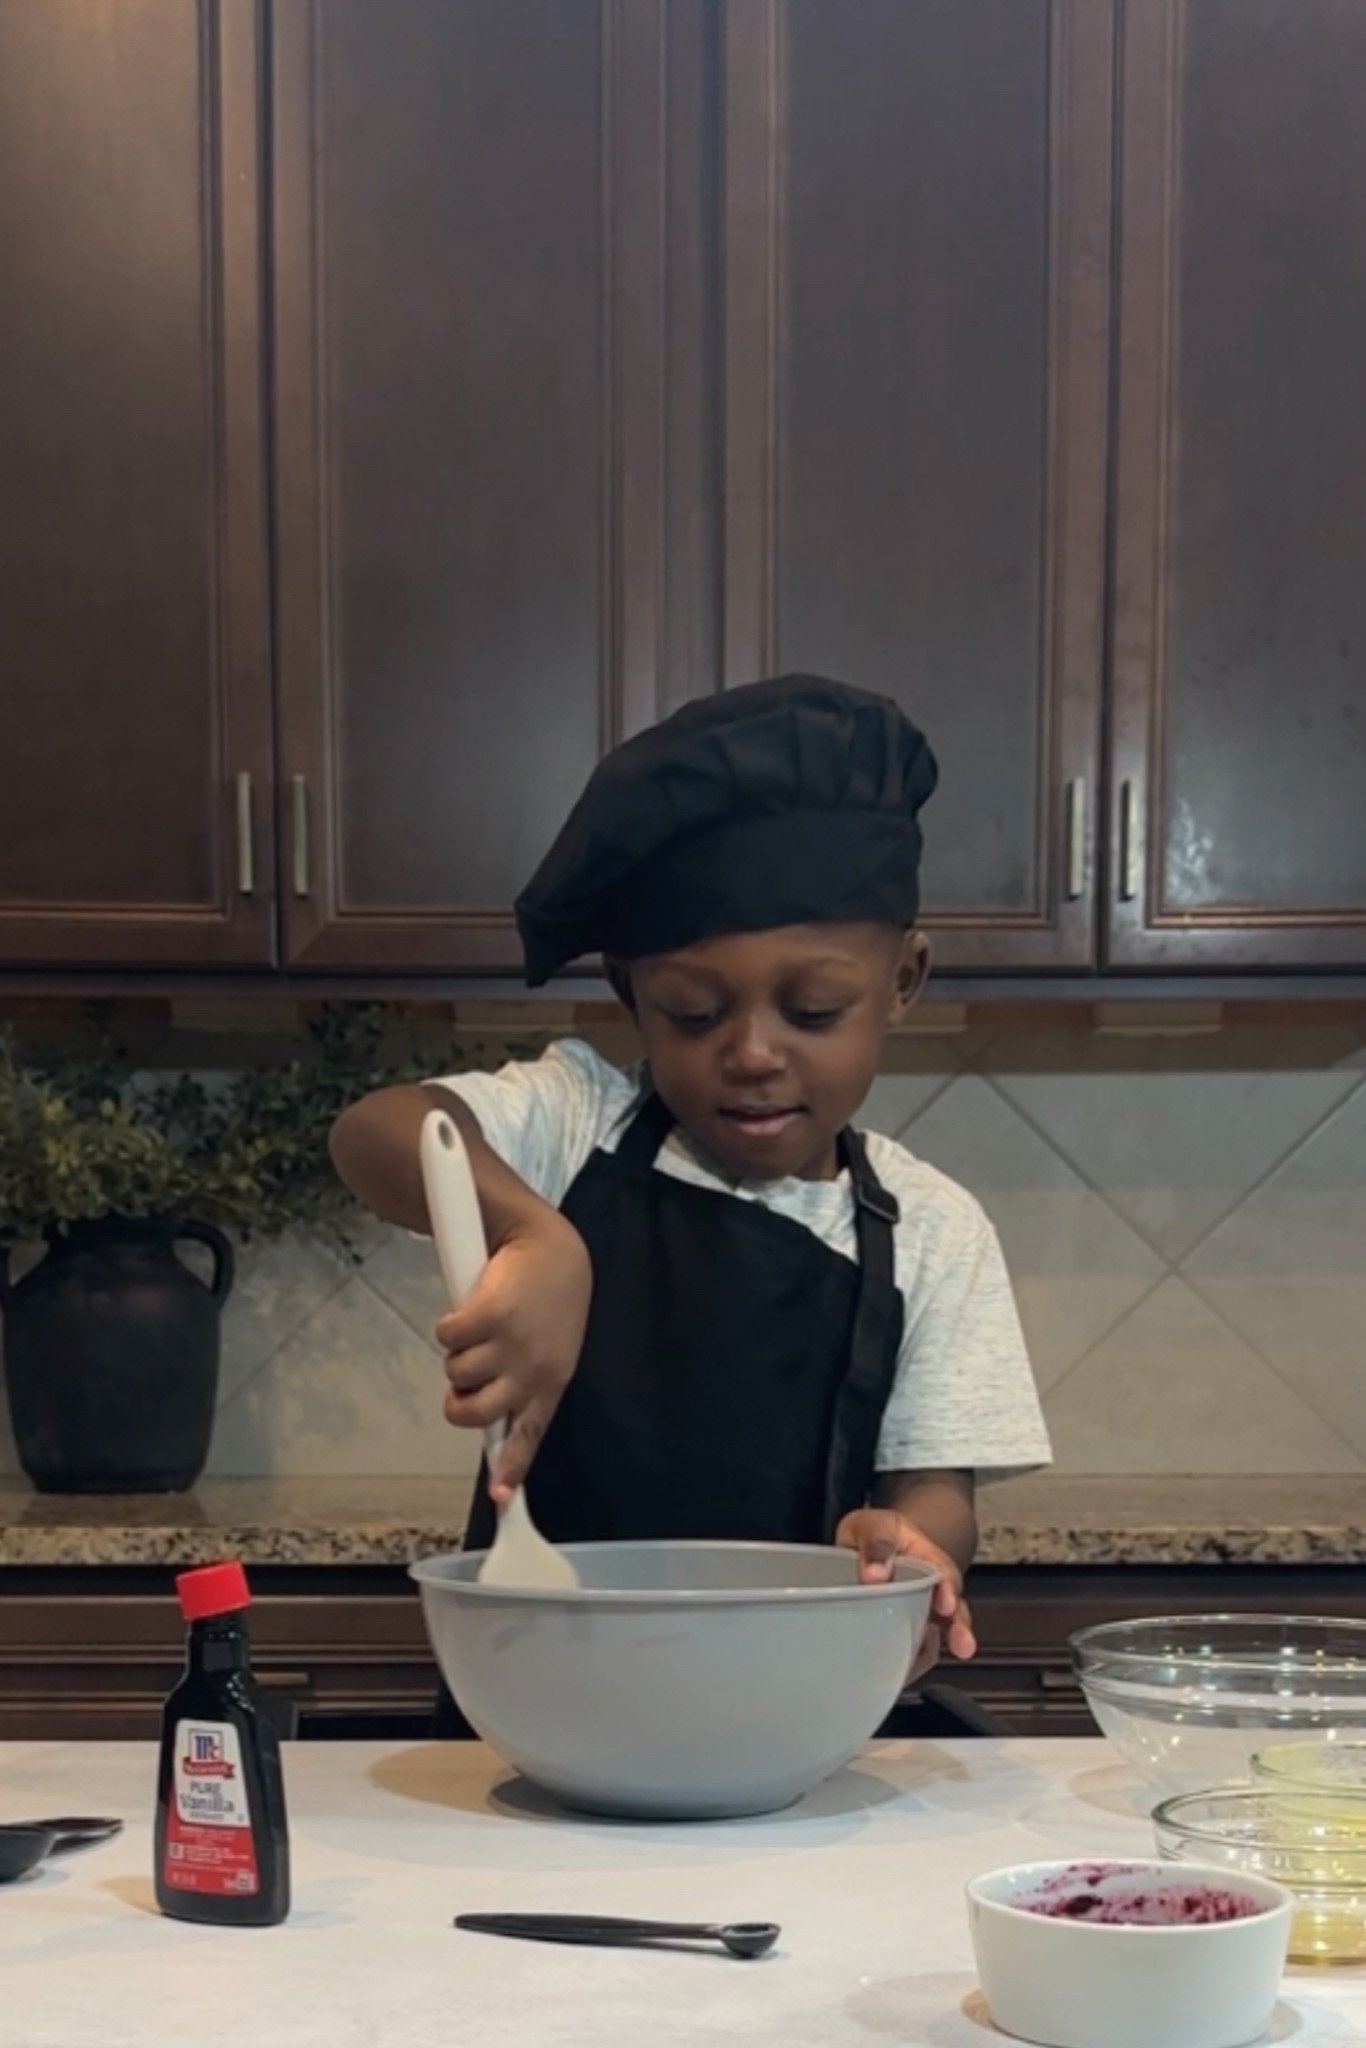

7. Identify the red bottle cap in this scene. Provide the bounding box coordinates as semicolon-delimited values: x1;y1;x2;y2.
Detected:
177;1561;252;1622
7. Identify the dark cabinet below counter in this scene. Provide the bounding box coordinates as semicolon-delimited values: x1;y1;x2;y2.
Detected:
3;1562;1363;1742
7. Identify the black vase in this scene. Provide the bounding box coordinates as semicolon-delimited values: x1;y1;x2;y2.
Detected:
0;1218;235;1494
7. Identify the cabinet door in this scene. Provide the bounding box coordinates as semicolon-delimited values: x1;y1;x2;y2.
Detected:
1109;0;1366;967
722;0;1113;969
0;0;274;968
272;0;714;971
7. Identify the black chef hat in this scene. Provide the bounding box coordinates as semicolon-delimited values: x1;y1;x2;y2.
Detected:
515;675;939;985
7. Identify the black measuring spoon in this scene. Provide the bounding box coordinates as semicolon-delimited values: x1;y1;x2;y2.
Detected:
455;1912;780;1959
0;1817;124;1883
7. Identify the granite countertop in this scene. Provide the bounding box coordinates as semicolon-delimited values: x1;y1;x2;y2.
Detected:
0;1473;1362;1568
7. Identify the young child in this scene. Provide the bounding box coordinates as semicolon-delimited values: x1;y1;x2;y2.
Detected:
332;676;1050;1713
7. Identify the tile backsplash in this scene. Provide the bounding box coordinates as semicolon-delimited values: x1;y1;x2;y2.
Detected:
2;1017;1363;1482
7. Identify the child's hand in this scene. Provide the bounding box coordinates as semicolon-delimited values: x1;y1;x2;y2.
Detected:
436;1211;592;1498
835;1508;977;1666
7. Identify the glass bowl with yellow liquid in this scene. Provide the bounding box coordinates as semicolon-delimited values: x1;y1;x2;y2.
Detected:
1253;1737;1366;1800
1153;1785;1366;1965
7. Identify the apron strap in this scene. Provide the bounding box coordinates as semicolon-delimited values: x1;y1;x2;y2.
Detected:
822;1126;903;1539
612;1087;676;1167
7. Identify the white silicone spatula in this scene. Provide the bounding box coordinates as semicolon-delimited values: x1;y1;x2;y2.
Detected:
419;1108;580;1591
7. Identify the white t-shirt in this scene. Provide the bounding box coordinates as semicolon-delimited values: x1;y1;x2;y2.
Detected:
438;1039;1051;1481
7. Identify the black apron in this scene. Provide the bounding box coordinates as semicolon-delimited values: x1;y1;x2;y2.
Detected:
433;1092;967;1737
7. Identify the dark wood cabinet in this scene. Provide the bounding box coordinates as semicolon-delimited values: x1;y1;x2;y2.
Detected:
270;0;715;971
0;1566;436;1741
0;0;275;969
721;0;1114;970
1109;0;1366;968
4;1560;1363;1742
4;0;1366;987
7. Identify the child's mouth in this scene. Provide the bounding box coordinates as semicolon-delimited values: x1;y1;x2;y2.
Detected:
716;1106;806;1140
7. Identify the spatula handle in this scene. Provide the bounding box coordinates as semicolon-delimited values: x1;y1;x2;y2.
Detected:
419;1110;508;1473
420;1110;488;1304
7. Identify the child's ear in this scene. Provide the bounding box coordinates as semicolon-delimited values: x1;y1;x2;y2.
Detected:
605;959;637;1015
888;929;930;1024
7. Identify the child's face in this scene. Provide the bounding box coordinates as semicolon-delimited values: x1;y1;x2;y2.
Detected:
622;922;927;1182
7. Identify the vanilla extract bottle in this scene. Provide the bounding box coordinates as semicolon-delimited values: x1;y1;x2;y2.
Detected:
154;1562;290;1927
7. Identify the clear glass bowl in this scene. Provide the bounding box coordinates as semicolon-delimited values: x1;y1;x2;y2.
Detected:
1153;1785;1366;1965
1071;1615;1366;1796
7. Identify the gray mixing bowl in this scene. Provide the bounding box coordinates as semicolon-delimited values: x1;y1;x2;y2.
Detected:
412;1540;940;1819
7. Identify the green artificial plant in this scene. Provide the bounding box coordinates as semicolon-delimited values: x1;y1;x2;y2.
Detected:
0;1007;521;1246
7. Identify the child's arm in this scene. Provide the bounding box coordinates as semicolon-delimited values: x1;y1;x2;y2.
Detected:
836;1468;978;1661
873;1470;977;1577
839;1182;1048;1669
330;1085;592;1492
331;1083;542;1237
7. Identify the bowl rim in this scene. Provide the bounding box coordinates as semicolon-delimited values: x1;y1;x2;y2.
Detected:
1071;1612;1366;1677
1153;1784;1366;1846
410;1538;941;1605
1253;1736;1366;1782
967;1857;1294;1929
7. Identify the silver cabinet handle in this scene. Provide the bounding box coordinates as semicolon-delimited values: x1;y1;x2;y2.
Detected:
1065;778;1087;901
235;771;255;896
291;774;311;899
1119;779;1141;902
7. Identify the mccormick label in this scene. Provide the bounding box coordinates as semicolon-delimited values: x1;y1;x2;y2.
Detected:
162;1721;260;1895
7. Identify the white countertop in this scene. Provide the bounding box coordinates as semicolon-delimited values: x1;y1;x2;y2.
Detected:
1;1739;1363;2048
